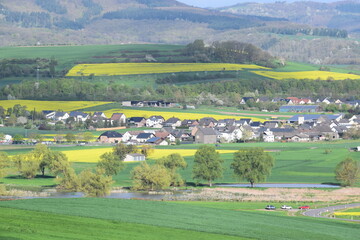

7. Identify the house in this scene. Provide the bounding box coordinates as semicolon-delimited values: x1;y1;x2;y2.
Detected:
136;133;155;143
262;129;274;142
122;131;144;142
290;133;310;142
146;115;165;127
98;131;123;143
42;110;56;119
199;117;217;128
163;117;181;128
69;111;90;122
128;117;146;127
194;127;217;144
181;119;199;128
217;119;235;128
240;97;256;104
110;113;127;125
54;112;69;122
124;153;146;162
287;114;343;124
217;126;242;143
286;97;312;105
146;137;168;145
279;105;322;113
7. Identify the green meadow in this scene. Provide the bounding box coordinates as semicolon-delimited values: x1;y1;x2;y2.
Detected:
2;141;360;187
0;198;359;240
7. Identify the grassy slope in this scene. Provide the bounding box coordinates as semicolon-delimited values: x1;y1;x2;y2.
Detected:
2;140;360;187
0;207;242;240
0;198;359;240
0;44;184;71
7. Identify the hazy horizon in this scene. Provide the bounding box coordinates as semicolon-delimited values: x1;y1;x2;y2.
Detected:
177;0;345;8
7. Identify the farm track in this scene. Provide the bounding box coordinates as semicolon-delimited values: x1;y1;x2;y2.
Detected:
303;203;360;222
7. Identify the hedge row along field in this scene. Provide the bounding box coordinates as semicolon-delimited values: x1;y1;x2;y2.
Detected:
66;63;269;76
103;108;266;122
252;71;360;80
0;100;112;112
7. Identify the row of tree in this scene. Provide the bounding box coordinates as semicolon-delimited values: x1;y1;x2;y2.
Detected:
3;77;360;104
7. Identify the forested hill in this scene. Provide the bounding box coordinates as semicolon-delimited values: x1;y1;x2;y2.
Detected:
219;0;360;34
1;0;359;65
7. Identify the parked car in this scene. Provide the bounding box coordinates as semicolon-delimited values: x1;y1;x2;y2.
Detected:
281;205;292;210
298;205;310;209
265;205;276;210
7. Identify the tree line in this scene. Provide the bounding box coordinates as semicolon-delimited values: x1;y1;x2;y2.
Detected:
184;40;279;68
2;77;360;104
265;27;348;38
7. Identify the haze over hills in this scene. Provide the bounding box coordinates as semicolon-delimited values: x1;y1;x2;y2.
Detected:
219;0;360;33
1;0;360;65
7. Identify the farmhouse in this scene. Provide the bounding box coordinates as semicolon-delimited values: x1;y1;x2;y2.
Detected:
195;127;217;144
124;153;146;162
110;113;127;125
98;131;123;143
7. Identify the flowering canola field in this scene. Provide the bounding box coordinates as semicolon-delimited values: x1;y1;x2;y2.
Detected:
62;148;237;162
334;212;360;216
66;63;269;76
0;100;111;111
103;108;266;122
252;71;360;80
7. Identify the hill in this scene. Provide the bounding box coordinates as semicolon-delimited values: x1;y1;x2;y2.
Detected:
219;0;360;34
1;0;359;65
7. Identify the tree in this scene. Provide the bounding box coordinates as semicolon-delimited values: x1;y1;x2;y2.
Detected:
140;145;154;157
131;162;171;191
14;153;39;179
335;158;360;187
157;153;187;186
83;132;94;143
78;168;113;197
231;148;275;188
192;145;223;186
65;133;76;143
113;143;138;161
13;134;24;143
97;152;124;176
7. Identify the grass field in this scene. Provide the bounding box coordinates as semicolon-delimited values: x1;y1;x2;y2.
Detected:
2;140;360;187
0;198;359;240
0;44;185;71
66;63;268;77
252;70;360;80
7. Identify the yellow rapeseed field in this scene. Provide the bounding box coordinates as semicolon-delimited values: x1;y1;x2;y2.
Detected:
252;71;360;80
62;148;236;162
334;212;360;216
0;100;111;111
66;63;269;76
103;108;265;122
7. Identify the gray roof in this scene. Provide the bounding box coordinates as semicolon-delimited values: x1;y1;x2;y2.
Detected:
99;131;122;138
197;127;217;135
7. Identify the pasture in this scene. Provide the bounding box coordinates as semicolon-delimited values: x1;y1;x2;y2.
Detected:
66;63;268;77
0;198;359;240
2;140;360;187
252;70;360;80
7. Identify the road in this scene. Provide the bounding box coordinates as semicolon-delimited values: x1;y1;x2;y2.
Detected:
303;203;360;222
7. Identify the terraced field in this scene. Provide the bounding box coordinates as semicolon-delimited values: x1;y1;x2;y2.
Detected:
66;63;268;76
252;70;360;80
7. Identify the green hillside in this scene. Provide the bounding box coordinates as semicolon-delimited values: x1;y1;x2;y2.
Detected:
0;198;359;240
